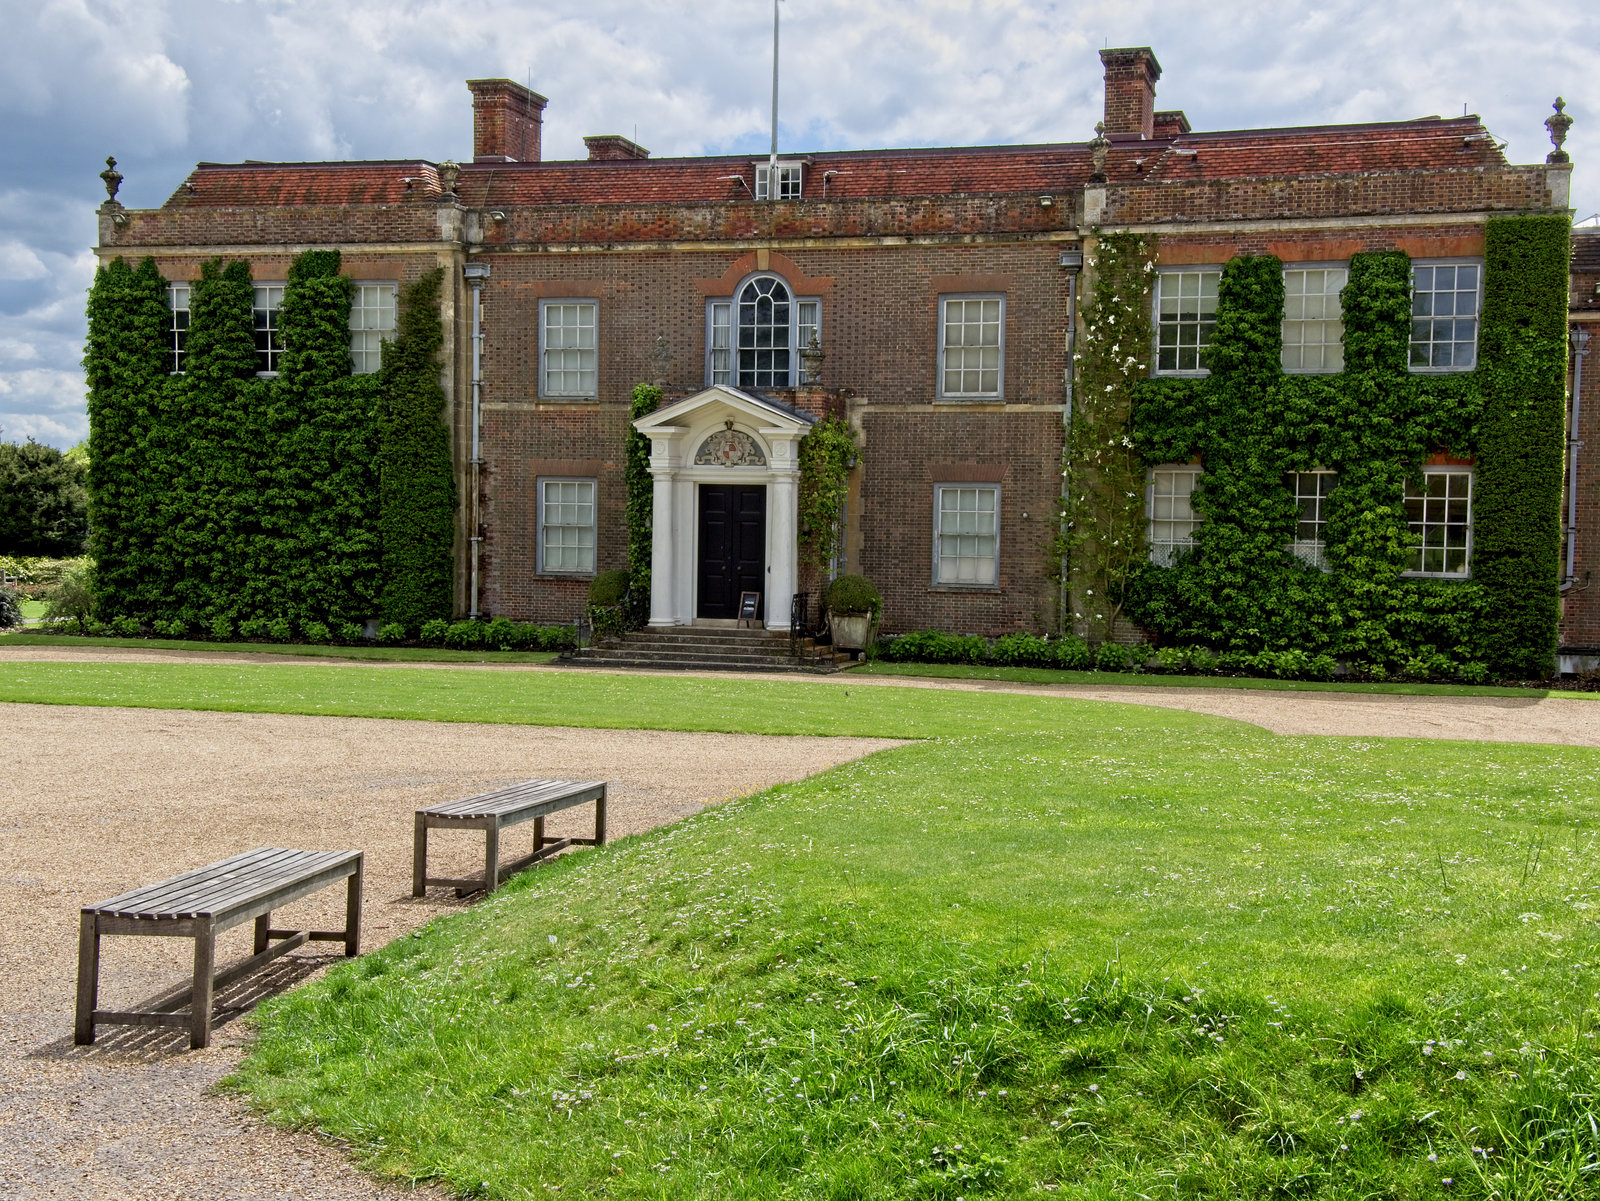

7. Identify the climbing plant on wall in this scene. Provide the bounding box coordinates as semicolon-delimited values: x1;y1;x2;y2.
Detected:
796;415;859;582
1119;213;1568;676
625;383;661;624
1062;232;1157;644
84;252;454;633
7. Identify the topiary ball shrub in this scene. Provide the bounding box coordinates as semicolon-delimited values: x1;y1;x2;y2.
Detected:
302;621;332;644
588;569;630;609
484;617;518;650
0;586;22;630
826;574;882;617
376;623;408;645
420;618;449;645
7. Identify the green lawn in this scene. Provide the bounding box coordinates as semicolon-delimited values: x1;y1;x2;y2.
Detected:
18;600;45;623
854;659;1592;700
166;670;1596;1199
0;632;558;665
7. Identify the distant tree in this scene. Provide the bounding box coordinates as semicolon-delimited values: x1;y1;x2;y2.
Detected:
0;437;89;556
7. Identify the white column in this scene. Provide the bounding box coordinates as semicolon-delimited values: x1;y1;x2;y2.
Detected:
767;436;801;630
648;441;678;626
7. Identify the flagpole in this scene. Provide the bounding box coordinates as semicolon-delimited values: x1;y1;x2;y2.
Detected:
769;0;779;194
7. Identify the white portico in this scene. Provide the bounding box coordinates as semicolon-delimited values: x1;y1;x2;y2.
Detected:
632;386;815;629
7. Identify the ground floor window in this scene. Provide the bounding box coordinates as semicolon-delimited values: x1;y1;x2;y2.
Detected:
934;484;999;586
1148;466;1201;565
1404;469;1472;576
1287;470;1336;570
539;478;597;575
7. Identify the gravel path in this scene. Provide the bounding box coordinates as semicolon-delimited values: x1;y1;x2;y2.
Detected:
0;703;900;1199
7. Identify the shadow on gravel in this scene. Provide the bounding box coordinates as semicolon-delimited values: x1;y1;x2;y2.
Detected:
31;952;339;1061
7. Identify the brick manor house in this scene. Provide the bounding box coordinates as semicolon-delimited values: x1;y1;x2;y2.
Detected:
94;47;1590;663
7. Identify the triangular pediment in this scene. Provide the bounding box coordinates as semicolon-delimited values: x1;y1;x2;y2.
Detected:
631;385;816;434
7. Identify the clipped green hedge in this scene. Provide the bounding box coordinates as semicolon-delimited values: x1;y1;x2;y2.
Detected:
84;253;454;631
1122;215;1568;676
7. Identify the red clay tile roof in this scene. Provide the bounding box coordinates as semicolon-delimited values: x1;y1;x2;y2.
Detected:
164;161;444;208
161;116;1512;210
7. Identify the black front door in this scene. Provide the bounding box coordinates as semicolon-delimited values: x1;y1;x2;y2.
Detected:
697;485;766;619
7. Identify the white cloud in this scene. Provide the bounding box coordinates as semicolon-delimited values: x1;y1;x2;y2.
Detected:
0;0;1595;445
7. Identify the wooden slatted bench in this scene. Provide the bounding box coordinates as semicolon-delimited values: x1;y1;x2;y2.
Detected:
75;847;363;1050
413;779;607;898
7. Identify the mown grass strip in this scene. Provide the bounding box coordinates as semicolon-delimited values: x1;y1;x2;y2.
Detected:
854;659;1594;700
236;712;1600;1198
0;633;558;664
0;660;1195;740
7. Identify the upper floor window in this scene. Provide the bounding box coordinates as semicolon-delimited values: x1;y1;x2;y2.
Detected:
349;284;397;375
1409;261;1480;372
755;161;803;200
253;284;284;375
1154;269;1220;374
1404;469;1472;576
934;484;999;587
540;299;598;397
1287;470;1336;570
168;284;190;374
1282;267;1346;373
707;275;818;389
1148;465;1201;565
938;295;1004;399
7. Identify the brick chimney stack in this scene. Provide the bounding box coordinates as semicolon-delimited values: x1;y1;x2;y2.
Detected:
584;135;651;162
1099;47;1161;140
466;79;548;163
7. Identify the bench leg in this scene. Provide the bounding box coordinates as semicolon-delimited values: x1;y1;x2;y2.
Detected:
533;815;546;852
595;786;608;847
484;822;500;893
254;913;270;955
74;912;100;1046
190;918;215;1050
344;857;363;957
412;812;428;898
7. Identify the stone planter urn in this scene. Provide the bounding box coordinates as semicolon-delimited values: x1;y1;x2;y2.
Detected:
829;611;877;651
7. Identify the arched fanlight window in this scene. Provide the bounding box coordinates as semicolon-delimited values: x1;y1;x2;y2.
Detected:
737;276;791;387
708;274;820;389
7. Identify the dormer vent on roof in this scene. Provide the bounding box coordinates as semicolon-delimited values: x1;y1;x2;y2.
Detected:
1100;46;1161;140
466;79;548;163
1153;110;1191;139
584;135;651;162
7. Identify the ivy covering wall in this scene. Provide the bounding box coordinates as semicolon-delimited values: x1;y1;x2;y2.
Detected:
84;252;454;632
1101;214;1570;677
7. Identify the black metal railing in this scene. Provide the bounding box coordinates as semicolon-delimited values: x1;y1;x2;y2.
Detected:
790;592;808;656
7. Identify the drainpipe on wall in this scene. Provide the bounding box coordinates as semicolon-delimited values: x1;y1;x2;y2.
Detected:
1058;248;1084;632
1565;325;1590;591
463;261;491;619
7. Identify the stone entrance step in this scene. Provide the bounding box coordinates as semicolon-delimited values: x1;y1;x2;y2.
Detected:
558;625;848;674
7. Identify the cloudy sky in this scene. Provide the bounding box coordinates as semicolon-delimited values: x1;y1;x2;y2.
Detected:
1;0;1594;448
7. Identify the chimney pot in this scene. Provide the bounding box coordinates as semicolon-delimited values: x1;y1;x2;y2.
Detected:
466;78;548;163
1099;47;1162;140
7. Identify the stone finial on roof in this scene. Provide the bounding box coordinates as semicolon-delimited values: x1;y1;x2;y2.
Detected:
99;156;123;205
438;159;461;200
1088;122;1110;184
1546;98;1573;164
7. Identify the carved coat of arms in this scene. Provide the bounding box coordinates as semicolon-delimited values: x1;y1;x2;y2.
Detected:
694;429;766;466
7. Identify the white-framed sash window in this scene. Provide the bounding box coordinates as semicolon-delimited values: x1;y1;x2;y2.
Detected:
538;477;597;575
349;283;397;375
1154;269;1220;375
1404;469;1472;576
1282;266;1346;373
938;295;1004;399
933;484;1000;586
540;299;598;397
1148;465;1202;564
